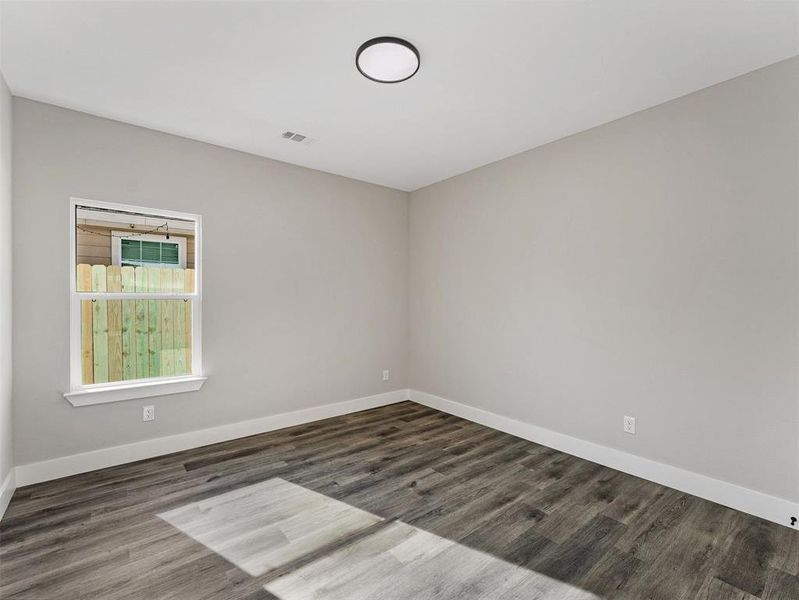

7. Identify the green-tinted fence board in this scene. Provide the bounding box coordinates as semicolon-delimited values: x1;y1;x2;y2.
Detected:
134;268;150;379
147;269;162;377
172;269;187;375
91;265;109;383
185;269;194;372
106;266;123;382
159;268;175;377
77;264;94;385
121;267;136;381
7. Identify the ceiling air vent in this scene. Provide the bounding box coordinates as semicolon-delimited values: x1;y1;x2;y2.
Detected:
281;131;316;145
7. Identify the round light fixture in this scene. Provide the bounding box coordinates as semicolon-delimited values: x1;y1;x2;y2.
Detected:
356;36;420;83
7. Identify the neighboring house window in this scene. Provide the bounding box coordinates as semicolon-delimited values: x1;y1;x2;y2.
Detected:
113;234;187;268
66;198;205;406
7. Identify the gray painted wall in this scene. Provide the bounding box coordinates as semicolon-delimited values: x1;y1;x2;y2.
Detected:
0;75;12;485
10;57;799;506
12;99;409;465
409;58;799;502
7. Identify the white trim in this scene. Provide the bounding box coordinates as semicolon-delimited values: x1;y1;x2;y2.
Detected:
192;207;203;379
0;468;15;521
16;389;410;487
68;197;203;395
64;375;207;406
409;389;798;530
111;231;187;269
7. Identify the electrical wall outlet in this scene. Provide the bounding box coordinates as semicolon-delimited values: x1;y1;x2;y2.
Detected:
623;415;636;435
382;369;390;381
143;405;155;422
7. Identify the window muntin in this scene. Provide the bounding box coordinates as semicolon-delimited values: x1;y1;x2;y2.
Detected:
70;199;201;390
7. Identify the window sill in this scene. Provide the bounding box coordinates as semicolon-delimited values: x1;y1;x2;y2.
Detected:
64;376;207;407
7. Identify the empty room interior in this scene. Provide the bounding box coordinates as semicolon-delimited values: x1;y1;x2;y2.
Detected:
0;1;798;598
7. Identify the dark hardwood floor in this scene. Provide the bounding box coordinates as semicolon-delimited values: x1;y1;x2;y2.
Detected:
0;401;797;599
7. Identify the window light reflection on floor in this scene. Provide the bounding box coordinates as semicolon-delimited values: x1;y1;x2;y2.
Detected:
158;478;600;600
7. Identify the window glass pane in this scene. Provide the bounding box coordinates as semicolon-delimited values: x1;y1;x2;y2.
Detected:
120;239;142;261
140;241;163;264
160;243;179;264
80;298;194;384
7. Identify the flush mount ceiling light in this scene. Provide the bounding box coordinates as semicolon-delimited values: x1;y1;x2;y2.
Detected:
356;36;420;83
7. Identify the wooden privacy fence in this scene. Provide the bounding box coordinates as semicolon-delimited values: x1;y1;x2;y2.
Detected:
77;264;195;385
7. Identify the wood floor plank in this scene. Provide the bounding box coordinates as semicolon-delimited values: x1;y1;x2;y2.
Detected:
762;567;799;600
715;515;778;597
697;576;760;600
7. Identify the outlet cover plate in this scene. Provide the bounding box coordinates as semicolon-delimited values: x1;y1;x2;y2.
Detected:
623;415;636;435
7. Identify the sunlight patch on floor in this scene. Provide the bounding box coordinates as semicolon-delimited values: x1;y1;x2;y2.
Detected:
265;519;600;600
158;478;382;576
160;478;600;599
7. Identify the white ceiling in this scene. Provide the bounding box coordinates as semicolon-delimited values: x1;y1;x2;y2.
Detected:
2;1;797;191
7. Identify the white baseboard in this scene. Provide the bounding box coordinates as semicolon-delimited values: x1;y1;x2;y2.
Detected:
0;468;15;520
15;389;410;487
410;389;798;530
13;387;797;529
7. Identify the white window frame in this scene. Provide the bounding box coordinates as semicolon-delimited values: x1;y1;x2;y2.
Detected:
65;197;205;406
111;231;187;269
